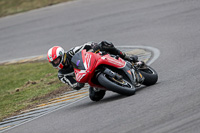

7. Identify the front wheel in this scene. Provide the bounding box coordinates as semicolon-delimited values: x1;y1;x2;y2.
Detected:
139;66;158;86
97;73;136;96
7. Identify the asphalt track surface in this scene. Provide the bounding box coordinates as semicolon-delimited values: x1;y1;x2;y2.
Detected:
1;0;200;133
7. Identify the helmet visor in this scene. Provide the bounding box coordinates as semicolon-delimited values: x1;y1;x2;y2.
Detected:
51;56;61;67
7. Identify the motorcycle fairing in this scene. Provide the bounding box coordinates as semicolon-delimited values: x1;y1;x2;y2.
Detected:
71;50;136;86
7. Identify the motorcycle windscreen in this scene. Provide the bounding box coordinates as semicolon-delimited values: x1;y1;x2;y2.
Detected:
71;51;86;70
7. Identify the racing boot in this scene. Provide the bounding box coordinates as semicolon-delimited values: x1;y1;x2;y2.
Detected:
120;52;138;62
123;53;146;68
73;82;85;90
136;61;146;68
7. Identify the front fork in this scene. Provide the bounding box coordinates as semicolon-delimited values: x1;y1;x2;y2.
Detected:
131;64;145;84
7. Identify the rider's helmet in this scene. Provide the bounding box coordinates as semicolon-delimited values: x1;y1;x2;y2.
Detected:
47;46;65;70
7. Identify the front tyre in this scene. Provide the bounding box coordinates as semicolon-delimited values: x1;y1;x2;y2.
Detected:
97;73;136;96
139;66;158;86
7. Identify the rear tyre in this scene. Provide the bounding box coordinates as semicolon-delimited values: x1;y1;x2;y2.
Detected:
139;66;158;86
97;73;136;96
89;87;106;101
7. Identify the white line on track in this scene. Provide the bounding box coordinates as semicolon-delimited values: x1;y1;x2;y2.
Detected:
0;96;88;133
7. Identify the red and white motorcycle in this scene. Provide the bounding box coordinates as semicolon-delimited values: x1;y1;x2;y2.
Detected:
71;49;158;101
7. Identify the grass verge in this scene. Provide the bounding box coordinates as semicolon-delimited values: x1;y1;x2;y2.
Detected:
0;0;72;17
0;61;71;121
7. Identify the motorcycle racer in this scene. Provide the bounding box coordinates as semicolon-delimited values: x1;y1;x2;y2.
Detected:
47;41;144;90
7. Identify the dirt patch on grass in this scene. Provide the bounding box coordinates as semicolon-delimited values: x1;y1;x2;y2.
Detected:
2;85;72;121
31;86;72;102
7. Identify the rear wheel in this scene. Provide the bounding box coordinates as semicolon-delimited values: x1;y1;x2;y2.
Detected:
97;73;136;96
139;66;158;86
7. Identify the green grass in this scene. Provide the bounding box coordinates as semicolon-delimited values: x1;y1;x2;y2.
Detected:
0;0;74;121
0;61;70;121
0;0;72;17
